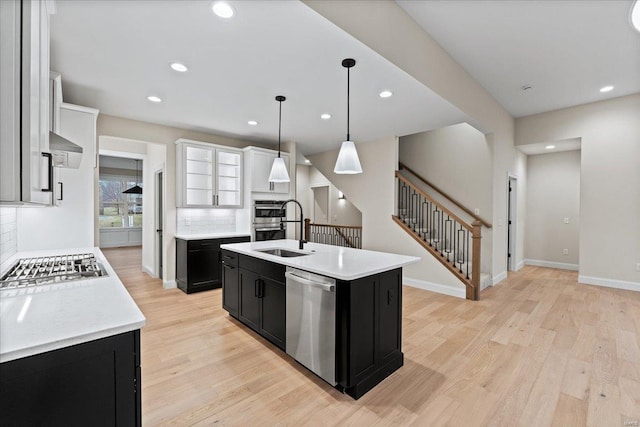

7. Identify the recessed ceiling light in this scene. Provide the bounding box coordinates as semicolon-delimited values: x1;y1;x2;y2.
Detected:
545;145;555;149
631;0;640;33
170;62;188;72
599;85;614;93
212;1;234;18
248;120;258;126
304;159;311;164
379;90;393;98
147;96;162;103
320;113;331;120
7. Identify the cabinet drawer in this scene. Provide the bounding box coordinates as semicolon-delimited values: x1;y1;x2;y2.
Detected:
238;254;286;281
221;249;239;267
187;239;220;250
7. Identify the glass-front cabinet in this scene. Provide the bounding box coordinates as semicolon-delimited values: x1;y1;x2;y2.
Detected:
176;139;243;208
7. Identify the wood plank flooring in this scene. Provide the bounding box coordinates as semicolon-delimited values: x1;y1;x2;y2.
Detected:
103;247;640;426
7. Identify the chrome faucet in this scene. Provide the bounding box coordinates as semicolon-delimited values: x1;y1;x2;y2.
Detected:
279;199;306;250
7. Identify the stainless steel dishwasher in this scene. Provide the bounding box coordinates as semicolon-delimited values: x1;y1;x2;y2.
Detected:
285;267;337;386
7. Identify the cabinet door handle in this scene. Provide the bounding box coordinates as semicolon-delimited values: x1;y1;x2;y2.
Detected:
57;182;63;201
387;289;394;305
259;279;265;298
223;263;234;270
41;153;53;192
255;279;260;297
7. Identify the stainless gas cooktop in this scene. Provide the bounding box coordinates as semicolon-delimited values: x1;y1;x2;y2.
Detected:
0;253;107;290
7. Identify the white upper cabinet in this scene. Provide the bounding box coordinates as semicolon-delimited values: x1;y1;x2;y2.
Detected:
176;140;243;208
246;148;290;194
0;0;54;205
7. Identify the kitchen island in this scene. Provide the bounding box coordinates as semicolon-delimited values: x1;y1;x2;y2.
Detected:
0;247;145;426
220;239;419;399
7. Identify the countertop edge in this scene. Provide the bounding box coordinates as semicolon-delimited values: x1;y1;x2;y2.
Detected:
0;319;146;363
220;240;421;281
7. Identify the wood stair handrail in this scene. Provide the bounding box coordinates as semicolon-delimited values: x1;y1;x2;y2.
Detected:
396;172;472;232
399;162;493;228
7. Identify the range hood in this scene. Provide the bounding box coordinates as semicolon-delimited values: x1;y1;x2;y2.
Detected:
49;131;83;169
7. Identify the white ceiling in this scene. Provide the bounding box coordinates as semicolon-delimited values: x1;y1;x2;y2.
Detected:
50;0;469;156
517;137;582;155
51;1;640;155
397;0;640;118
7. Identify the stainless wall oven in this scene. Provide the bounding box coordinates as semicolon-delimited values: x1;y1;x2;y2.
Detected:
253;200;286;241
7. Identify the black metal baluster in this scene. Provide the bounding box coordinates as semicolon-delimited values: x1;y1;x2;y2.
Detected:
466;230;470;279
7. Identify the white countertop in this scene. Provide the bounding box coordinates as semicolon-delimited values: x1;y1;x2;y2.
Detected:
220;239;420;281
174;232;251;241
0;247;146;363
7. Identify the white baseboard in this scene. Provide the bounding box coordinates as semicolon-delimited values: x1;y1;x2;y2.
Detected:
525;259;578;271
403;277;466;299
516;260;526;271
163;279;177;289
142;264;157;278
578;275;640;292
493;271;507;286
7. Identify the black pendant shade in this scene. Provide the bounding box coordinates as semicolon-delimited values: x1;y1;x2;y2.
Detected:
122;185;142;194
123;159;142;194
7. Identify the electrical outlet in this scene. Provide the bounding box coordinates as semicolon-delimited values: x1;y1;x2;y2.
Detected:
563;249;569;255
563;217;569;224
636;263;640;272
185;218;191;227
474;208;480;215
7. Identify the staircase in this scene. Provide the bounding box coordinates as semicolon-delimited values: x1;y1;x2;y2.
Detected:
393;164;492;300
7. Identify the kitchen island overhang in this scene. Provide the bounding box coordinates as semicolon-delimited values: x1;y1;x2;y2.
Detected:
220;239;419;399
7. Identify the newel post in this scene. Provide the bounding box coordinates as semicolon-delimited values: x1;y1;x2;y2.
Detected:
471;220;482;301
304;218;311;242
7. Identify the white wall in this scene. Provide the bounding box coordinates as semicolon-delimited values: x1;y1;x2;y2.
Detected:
525;150;581;268
18;105;97;252
516;94;640;287
308;137;467;297
400;122;493;273
0;207;17;268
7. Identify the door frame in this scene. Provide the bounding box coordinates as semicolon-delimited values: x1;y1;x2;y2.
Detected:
310;184;330;224
507;174;518;272
154;167;164;279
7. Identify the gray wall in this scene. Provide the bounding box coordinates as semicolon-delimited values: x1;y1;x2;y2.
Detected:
525;150;581;267
516;94;640;285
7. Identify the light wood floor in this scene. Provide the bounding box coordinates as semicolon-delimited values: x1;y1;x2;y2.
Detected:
103;247;640;426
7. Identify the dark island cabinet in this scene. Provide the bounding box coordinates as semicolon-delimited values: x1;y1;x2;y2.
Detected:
223;253;286;350
221;251;404;399
176;236;249;294
336;268;403;399
221;249;240;317
0;330;141;427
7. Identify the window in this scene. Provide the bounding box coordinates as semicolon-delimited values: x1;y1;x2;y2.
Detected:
99;175;142;228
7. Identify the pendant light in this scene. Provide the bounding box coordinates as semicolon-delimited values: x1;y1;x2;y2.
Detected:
268;95;290;183
334;58;362;174
123;159;143;194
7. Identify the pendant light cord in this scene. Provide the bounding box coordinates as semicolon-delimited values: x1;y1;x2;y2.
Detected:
347;66;350;141
278;99;282;158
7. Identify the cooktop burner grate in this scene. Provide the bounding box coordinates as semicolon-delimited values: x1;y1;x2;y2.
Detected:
0;253;107;289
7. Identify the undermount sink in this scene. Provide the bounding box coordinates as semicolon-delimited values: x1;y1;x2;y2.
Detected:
256;248;311;258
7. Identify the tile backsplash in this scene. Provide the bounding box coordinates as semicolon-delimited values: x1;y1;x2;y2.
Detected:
177;208;236;235
0;207;18;266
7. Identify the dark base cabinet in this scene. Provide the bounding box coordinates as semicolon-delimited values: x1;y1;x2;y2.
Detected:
176;236;250;294
336;268;403;399
222;251;286;350
0;330;141;427
221;251;404;399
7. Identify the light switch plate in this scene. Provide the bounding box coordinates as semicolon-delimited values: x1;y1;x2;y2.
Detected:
474;208;480;215
636;263;640;272
564;217;569;224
